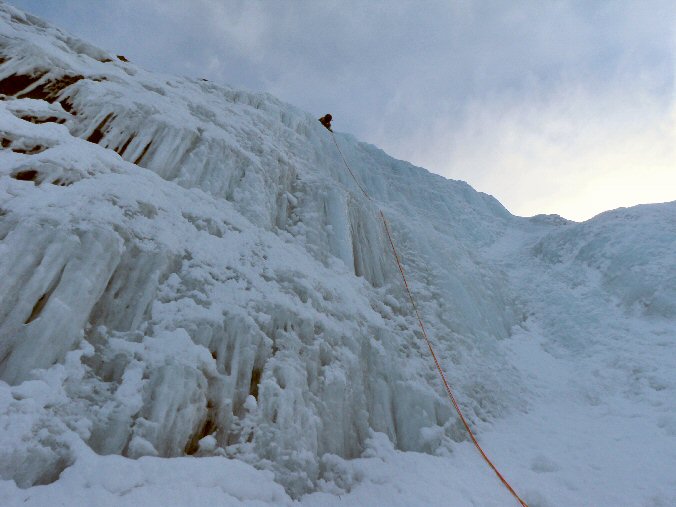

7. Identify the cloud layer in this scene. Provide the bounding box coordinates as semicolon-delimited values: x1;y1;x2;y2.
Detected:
11;0;675;220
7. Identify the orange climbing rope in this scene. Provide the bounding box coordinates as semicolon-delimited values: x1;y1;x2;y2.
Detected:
330;132;529;507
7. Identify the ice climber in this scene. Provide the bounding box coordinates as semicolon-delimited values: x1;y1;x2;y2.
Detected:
319;113;333;132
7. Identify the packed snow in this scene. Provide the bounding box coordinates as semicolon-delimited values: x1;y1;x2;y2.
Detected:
0;3;674;506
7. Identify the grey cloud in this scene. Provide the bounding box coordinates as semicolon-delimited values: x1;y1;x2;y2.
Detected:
10;0;676;219
12;1;673;130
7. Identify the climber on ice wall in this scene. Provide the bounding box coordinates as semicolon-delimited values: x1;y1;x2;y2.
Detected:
319;113;333;131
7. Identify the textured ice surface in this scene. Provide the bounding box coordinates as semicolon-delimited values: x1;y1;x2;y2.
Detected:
0;4;674;505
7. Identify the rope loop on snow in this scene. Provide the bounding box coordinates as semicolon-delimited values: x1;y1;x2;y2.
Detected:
329;130;529;507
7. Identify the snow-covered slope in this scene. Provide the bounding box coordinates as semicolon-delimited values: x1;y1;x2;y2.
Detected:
1;4;674;506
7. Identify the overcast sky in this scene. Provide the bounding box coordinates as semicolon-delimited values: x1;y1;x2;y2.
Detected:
11;0;675;221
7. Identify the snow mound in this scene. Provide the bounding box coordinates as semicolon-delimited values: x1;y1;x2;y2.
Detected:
532;204;676;318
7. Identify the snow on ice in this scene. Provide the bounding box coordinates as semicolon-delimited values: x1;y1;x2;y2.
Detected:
0;4;674;506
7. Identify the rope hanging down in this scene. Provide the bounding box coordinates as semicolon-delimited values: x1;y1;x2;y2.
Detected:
330;132;529;507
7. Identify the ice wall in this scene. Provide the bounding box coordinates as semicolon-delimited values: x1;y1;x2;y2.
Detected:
0;3;528;496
